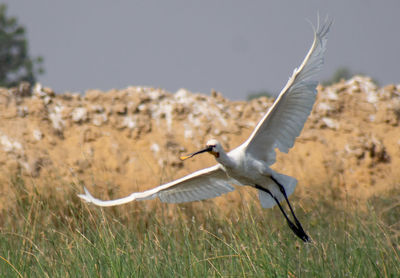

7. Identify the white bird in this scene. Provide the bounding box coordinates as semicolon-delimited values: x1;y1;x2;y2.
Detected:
79;18;332;242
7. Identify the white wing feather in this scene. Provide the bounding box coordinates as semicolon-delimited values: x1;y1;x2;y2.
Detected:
79;17;331;209
239;18;332;165
78;164;235;207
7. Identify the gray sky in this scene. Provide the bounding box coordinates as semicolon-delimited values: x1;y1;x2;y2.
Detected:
3;0;400;100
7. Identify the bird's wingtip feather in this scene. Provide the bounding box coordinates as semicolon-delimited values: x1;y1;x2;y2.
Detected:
77;187;93;203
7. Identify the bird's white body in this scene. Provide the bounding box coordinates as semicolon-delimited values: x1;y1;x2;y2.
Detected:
79;18;331;212
210;142;297;208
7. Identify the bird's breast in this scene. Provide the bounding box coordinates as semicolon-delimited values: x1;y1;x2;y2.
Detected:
223;155;268;186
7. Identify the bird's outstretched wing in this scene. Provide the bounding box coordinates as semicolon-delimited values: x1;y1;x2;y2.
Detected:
239;17;332;165
78;164;235;207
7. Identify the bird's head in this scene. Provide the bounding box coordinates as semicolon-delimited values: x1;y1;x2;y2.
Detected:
180;139;223;161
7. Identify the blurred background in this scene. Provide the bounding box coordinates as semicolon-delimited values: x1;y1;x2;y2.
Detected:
1;0;399;100
1;2;400;276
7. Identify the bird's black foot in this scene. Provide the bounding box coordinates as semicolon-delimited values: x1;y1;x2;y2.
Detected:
287;221;310;242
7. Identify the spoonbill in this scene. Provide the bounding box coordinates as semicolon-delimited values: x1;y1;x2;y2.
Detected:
79;18;332;242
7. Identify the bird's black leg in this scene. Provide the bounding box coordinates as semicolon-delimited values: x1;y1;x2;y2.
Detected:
269;176;310;242
255;184;309;242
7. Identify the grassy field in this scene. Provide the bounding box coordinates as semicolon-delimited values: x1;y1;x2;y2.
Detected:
0;176;399;277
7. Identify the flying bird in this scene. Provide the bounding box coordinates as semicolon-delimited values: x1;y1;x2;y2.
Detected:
79;18;332;242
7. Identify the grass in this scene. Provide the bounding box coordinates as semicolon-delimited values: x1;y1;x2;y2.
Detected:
0;176;399;277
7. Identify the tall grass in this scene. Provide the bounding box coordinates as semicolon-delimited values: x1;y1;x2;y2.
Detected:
0;176;399;277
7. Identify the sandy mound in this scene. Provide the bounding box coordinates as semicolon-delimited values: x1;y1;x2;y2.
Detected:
0;76;399;208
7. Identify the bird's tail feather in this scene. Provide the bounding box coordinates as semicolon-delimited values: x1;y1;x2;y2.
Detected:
258;172;297;209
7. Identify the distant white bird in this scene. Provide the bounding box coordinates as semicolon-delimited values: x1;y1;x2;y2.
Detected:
79;18;332;242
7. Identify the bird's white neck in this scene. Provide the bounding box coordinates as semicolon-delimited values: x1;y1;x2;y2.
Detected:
215;150;234;168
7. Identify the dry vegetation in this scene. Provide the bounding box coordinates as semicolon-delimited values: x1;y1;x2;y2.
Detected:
0;76;399;276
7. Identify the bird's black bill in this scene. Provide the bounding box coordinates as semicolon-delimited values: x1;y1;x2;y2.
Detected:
180;146;213;161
